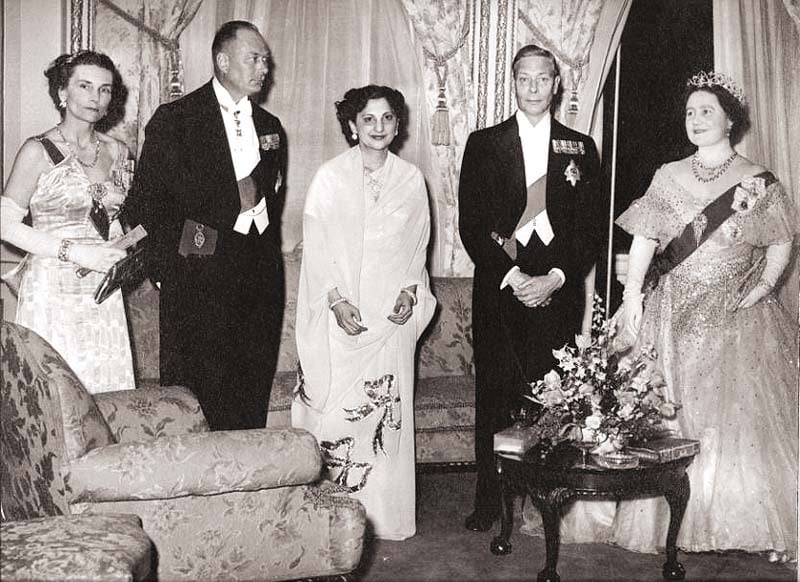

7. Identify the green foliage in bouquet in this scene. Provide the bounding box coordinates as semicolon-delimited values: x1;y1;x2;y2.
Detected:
525;295;678;453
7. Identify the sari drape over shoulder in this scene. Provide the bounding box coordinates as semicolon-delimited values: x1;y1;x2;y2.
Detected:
292;146;435;540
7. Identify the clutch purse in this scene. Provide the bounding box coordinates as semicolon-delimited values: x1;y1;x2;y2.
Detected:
93;246;147;304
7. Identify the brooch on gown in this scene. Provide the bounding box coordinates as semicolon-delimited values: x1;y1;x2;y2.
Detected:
564;159;581;187
732;175;767;215
691;214;708;247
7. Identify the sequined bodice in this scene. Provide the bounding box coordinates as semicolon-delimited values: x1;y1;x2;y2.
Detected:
29;155;126;242
658;177;768;336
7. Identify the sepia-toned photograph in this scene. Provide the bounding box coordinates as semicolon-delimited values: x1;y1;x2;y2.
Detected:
2;1;798;581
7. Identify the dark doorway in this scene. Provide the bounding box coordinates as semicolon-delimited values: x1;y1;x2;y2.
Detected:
599;0;713;310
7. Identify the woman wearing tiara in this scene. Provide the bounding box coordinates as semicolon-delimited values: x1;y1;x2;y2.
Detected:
611;72;798;562
1;51;136;394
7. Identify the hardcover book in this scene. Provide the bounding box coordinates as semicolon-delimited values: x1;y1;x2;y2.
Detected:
626;437;700;463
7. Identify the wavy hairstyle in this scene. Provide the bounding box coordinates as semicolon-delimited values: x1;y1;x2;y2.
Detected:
44;50;127;132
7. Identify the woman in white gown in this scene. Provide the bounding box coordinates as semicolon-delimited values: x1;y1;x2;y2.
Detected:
612;72;798;562
1;51;135;394
292;85;435;540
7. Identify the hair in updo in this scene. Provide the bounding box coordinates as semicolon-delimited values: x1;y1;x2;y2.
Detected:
44;50;127;132
335;85;407;148
684;83;750;145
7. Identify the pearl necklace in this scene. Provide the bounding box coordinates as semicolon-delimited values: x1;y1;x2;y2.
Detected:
54;125;101;168
691;151;737;183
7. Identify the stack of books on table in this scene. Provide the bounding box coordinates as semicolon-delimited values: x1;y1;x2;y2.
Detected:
626;437;700;463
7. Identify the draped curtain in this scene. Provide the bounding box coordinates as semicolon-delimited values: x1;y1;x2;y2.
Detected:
96;0;203;153
515;0;631;141
180;0;434;257
401;0;475;276
713;0;800;319
783;0;800;27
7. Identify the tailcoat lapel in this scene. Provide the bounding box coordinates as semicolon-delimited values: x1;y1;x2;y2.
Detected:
544;119;573;236
492;116;528;237
184;83;240;231
193;82;237;189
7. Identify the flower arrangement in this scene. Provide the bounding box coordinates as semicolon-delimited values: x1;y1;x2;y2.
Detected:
524;295;678;455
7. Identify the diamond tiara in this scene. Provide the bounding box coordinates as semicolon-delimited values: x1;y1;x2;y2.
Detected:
687;71;746;105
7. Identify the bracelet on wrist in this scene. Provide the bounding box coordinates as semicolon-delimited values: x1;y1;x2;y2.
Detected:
622;288;644;303
329;297;348;310
57;239;74;263
400;288;417;305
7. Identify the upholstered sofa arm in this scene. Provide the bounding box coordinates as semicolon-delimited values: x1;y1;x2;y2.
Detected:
93;386;209;442
67;428;322;503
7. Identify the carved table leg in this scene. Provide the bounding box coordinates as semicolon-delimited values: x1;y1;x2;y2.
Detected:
531;487;574;582
491;458;514;555
662;472;690;580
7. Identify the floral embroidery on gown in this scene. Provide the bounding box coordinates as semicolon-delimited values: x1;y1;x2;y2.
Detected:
611;167;799;556
13;139;136;394
292;148;436;540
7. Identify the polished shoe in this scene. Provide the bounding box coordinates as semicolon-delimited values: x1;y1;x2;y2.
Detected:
464;511;497;532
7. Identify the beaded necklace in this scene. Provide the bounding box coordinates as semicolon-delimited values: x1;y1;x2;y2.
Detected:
691;151;737;183
54;125;101;169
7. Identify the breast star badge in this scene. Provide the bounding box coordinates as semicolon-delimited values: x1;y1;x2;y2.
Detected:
564;159;581;187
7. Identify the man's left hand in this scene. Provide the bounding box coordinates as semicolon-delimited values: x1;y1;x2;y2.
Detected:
513;272;560;308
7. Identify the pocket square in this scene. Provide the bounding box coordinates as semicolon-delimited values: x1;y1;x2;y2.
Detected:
259;133;281;151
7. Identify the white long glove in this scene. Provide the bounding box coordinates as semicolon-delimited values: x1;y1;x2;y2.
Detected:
615;236;657;351
736;242;792;309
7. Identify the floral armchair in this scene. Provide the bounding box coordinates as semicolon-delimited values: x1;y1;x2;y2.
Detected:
0;320;366;582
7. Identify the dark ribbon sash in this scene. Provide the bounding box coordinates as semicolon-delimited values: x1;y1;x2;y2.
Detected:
645;171;776;289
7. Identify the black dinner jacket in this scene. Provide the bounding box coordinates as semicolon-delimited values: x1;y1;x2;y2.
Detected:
458;114;601;298
123;81;287;280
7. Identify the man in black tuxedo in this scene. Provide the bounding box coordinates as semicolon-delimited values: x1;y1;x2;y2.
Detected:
123;21;286;430
458;44;602;531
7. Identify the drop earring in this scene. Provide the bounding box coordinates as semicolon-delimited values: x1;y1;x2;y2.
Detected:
59;98;67;109
351;132;358;141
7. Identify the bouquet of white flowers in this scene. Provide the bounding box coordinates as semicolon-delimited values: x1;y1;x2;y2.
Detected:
525;295;678;455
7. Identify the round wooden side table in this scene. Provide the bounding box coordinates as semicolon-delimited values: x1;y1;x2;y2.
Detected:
492;444;695;582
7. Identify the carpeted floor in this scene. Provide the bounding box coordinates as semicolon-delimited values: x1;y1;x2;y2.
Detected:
355;471;797;582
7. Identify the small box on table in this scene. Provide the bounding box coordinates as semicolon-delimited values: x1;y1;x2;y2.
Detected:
494;424;539;455
626;437;700;463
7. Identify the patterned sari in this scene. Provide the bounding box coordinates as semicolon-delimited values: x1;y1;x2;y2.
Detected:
292;146;435;540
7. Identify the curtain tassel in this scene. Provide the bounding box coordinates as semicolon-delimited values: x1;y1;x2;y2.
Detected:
431;87;451;146
167;48;184;101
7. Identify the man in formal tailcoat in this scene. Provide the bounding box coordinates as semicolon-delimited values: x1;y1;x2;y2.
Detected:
458;44;603;530
123;21;286;430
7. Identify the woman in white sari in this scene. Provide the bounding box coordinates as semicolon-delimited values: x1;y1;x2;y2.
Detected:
292;85;435;540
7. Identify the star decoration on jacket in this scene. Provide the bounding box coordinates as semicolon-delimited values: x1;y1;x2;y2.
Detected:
565;159;581;187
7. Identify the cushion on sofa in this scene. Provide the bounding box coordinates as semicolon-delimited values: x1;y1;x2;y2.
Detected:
0;513;152;582
418;277;474;379
1;323;71;519
2;323;114;463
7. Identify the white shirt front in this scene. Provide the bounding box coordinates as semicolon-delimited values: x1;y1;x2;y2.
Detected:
500;111;564;290
515;110;554;246
212;78;268;234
